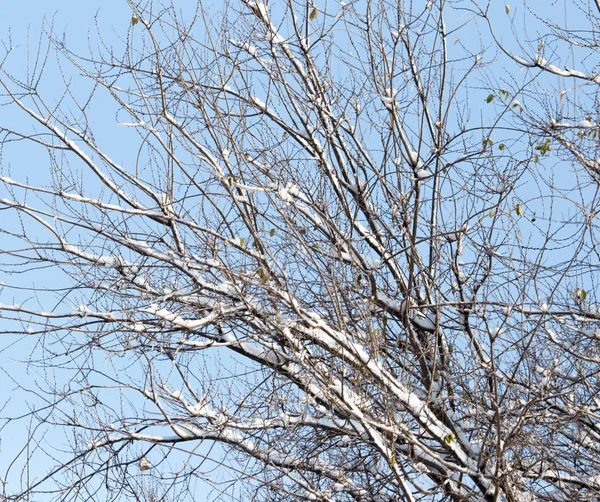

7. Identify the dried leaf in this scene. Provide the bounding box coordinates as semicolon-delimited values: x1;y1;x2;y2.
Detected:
515;204;525;217
139;457;152;471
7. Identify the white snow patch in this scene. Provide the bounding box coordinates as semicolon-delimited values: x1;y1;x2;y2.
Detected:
415;169;430;180
578;120;596;128
252;96;266;109
408;150;419;167
118;121;146;127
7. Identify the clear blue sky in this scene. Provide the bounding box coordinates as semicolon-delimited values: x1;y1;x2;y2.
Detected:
0;0;595;499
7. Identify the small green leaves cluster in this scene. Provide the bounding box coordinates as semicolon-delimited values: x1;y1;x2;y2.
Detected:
535;139;551;156
444;433;455;445
485;89;510;104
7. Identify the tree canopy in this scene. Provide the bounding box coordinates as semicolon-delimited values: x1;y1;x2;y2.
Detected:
1;1;600;500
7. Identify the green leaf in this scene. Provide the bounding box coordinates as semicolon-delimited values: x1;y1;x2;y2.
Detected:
444;433;455;445
574;289;587;301
239;237;246;247
486;94;495;103
309;7;318;19
534;138;551;156
269;228;275;237
498;143;505;151
257;268;268;282
299;228;307;235
515;204;525;217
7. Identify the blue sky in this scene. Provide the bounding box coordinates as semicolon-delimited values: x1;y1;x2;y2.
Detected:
0;0;598;500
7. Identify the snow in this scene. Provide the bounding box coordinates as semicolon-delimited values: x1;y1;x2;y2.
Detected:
513;55;534;67
408;150;419;167
564;67;587;79
376;291;405;314
381;96;395;110
488;326;502;338
366;259;382;270
415;169;430;179
547;65;568;76
578;120;596;128
230;181;266;193
88;439;102;449
172;424;197;440
333;482;346;491
287;184;300;196
278;183;295;203
247;1;268;19
412;313;436;331
582;303;600;316
252;96;266;109
338;251;352;262
117;121;146;127
187;401;208;416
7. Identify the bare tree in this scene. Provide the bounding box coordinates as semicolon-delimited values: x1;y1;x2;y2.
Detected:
1;0;599;500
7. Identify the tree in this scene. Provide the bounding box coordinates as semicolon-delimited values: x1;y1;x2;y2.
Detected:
1;0;600;500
